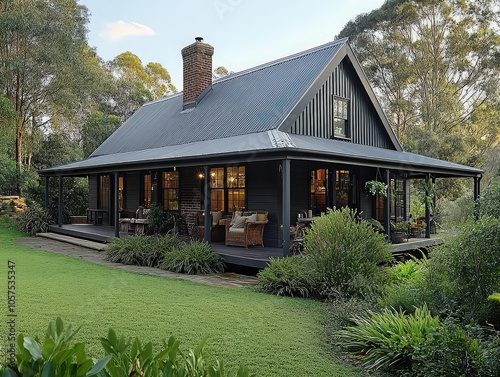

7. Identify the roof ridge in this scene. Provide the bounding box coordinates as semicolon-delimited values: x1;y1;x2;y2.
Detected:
213;38;349;85
141;38;348;107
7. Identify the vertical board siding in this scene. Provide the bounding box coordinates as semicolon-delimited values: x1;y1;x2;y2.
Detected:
88;175;98;209
125;172;140;212
290;58;393;149
247;162;280;248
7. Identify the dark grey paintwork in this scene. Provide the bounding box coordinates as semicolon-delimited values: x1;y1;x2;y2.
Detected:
41;130;482;177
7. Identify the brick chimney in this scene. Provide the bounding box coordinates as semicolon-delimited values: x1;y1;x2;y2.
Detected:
181;37;214;108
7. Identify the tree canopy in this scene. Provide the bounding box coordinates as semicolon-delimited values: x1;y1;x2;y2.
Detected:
338;0;500;179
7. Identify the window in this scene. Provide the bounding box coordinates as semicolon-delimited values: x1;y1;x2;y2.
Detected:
118;176;125;211
335;170;350;207
143;173;152;207
333;97;349;138
210;167;225;211
391;177;405;222
99;175;110;210
163;171;179;211
310;169;328;215
227;166;245;211
208;166;246;212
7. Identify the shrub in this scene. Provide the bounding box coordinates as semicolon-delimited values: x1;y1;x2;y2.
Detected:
304;207;393;298
105;234;181;267
424;217;500;323
476;179;500;218
337;306;443;370
161;241;225;274
4;317;110;377
379;258;428;313
147;204;186;235
2;317;255;377
13;203;54;235
100;328;255;377
257;256;318;298
409;320;484;377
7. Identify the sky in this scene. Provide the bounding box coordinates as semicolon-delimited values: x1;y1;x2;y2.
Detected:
79;0;386;90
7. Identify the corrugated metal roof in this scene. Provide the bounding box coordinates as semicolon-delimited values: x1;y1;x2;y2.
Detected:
41;131;482;177
91;39;347;157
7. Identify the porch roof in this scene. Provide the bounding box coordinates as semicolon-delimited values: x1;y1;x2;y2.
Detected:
40;130;482;178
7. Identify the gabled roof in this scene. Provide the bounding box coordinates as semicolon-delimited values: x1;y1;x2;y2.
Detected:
92;38;401;157
40;38;481;178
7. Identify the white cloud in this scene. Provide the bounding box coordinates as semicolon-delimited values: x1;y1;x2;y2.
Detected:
99;21;156;42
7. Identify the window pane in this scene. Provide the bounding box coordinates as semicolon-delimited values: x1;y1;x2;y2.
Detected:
143;173;152;207
118;176;125;210
211;189;224;211
163;171;179;210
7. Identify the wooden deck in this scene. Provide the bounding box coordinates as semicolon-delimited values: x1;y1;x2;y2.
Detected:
48;225;443;268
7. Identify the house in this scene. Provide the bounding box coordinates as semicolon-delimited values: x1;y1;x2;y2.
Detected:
40;37;483;263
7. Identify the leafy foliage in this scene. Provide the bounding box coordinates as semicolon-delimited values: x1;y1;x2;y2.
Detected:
424;217;500;323
338;306;441;370
339;0;500;197
146;204;185;235
1;317;254;377
160;241;225;274
257;256;318;298
304;207;392;298
105;234;180;267
379;258;428;313
13;204;54;236
4;317;110;377
100;328;254;377
476;179;500;219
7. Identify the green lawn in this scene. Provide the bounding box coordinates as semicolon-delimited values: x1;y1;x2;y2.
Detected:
0;216;362;376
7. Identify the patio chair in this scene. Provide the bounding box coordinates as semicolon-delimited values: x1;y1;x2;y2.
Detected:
225;211;268;248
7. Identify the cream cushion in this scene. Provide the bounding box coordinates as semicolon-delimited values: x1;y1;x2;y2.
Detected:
228;227;245;234
212;211;223;226
231;215;247;229
246;213;258;222
256;213;266;221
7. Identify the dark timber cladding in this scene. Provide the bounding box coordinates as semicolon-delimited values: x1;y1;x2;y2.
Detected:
290;58;394;149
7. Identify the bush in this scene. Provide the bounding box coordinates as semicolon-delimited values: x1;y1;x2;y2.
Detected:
161;241;225;274
409;320;484;377
379;258;428;313
13;203;54;235
424;217;500;323
105;234;181;267
147;204;186;235
476;179;500;218
2;317;255;377
304;207;393;298
0;156;18;195
257;256;318;298
337;306;443;370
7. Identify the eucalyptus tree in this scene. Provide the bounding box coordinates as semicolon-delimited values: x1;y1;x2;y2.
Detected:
107;52;177;120
0;0;93;171
338;0;500;169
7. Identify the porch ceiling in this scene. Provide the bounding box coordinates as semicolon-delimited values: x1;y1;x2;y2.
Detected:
39;131;482;178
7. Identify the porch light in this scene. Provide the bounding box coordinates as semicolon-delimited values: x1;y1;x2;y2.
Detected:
198;173;204;179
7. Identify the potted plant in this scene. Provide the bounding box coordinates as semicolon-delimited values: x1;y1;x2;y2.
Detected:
365;180;388;197
391;221;408;243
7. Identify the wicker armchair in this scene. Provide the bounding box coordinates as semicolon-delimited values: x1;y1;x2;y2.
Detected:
224;211;268;248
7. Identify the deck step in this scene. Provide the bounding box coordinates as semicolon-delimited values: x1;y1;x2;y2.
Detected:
37;233;107;251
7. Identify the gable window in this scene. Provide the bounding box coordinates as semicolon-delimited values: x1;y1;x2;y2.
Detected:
333;97;349;138
163;171;179;211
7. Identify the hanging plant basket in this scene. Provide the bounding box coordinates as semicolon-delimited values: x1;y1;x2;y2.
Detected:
365;180;388;197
